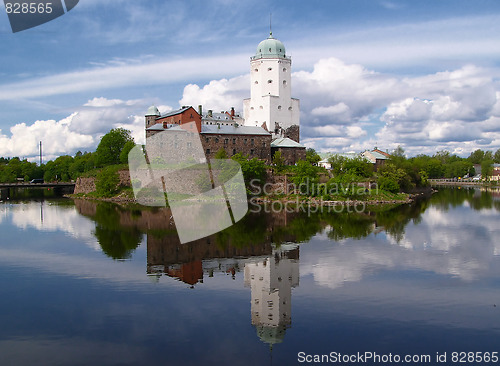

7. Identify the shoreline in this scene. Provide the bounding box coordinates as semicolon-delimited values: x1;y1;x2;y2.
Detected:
65;190;431;208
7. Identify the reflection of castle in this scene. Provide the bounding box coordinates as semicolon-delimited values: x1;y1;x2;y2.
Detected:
244;245;299;347
146;232;300;347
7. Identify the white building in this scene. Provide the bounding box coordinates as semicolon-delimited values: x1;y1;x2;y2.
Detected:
243;32;300;142
244;246;300;346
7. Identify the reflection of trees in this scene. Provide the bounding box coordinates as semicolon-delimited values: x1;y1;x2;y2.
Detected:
375;199;430;243
323;212;374;241
429;186;500;211
92;203;142;260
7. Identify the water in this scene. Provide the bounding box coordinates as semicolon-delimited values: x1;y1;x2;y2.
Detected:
1;187;500;365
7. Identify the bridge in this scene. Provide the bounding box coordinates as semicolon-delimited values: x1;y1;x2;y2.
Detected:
0;182;75;189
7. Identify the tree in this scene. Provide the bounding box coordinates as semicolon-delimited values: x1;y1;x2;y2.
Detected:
231;153;267;186
95;166;120;197
95;128;134;167
305;148;321;166
468;149;485;164
214;148;228;160
494;148;500;164
328;154;348;176
481;159;494;180
119;141;136;164
272;150;285;174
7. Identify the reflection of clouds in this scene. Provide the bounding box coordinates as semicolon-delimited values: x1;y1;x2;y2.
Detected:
8;202;100;251
0;204;7;224
0;337;145;366
302;205;500;288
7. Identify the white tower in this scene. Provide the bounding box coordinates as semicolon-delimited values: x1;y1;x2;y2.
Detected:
243;32;300;142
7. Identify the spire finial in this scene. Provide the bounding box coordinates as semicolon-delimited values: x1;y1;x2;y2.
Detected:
269;13;272;36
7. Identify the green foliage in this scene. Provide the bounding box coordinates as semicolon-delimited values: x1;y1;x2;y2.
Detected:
494;149;500;164
272;150;285;174
305;148;321;166
328;155;372;178
95;166;120;197
43;155;74;182
468;149;492;164
92;203;142;259
378;176;400;193
290;160;320;186
214;148;228;160
69;152;94;178
231;153;267;185
444;160;473;178
119;141;136;164
481;159;494;179
95;128;134;167
377;162;412;192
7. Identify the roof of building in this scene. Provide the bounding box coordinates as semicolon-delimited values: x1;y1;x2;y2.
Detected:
271;137;304;148
252;33;288;60
157;106;193;119
370;151;390;160
146;105;160;117
373;148;391;158
146;124;186;131
201;124;270;136
318;152;359;162
203;112;233;121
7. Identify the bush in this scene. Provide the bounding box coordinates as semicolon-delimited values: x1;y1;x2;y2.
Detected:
378;176;400;193
95;167;120;197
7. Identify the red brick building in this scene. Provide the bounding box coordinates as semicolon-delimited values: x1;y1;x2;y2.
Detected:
145;106;304;165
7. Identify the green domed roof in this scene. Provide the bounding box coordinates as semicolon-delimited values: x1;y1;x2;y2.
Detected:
254;33;286;59
146;105;160;116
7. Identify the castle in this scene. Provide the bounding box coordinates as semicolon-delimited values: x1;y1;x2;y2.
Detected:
145;32;305;165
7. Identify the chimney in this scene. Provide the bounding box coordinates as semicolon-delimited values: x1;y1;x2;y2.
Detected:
198;105;202;116
231;107;235;117
208;110;213;117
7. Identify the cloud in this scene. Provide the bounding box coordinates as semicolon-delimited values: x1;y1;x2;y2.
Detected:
0;54;249;101
174;57;500;155
0;97;165;160
179;75;249;113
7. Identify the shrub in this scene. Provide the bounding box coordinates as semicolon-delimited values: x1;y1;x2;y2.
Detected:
378;176;400;193
95;167;120;197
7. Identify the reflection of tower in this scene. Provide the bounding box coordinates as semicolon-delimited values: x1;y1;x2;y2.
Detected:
244;245;299;347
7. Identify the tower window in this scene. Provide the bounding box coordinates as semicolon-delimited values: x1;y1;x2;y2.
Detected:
255;81;258;84
288;106;292;110
206;149;211;155
232;149;236;155
268;80;273;84
268;67;272;71
283;80;287;86
283;67;287;72
259;106;263;109
278;105;282;110
250;107;254;110
254;68;258;72
269;48;272;52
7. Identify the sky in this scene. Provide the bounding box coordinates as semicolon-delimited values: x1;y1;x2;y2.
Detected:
1;0;500;161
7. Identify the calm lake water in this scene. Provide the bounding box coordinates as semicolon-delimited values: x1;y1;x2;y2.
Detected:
1;187;500;366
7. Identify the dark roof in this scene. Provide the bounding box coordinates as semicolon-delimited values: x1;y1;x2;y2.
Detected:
157;106;193;119
201;124;270;136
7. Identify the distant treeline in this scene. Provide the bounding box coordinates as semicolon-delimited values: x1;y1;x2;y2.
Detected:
0;128;134;183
